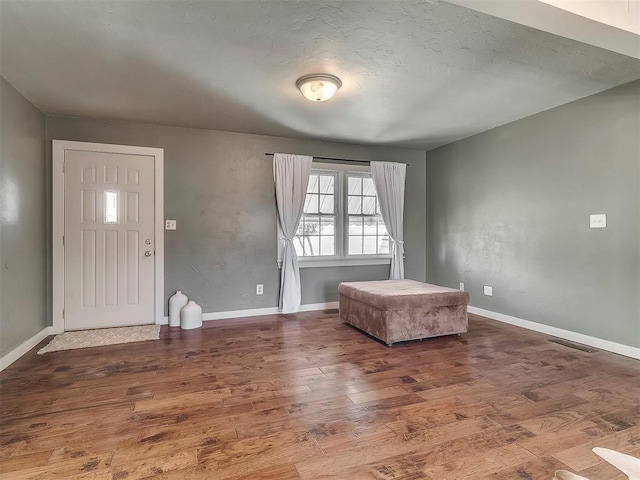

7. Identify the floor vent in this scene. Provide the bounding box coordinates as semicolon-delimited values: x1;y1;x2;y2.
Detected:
549;339;597;353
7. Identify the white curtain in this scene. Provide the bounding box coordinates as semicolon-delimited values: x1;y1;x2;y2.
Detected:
273;153;312;313
371;161;407;280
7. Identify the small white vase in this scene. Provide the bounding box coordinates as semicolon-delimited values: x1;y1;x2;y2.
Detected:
181;300;202;330
169;290;188;327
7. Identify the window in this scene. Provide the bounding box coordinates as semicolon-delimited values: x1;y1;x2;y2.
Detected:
104;190;119;224
285;163;390;267
347;174;390;255
294;172;337;257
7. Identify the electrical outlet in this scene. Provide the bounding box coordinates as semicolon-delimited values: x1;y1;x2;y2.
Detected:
483;285;493;296
459;282;465;291
165;219;177;230
256;284;263;295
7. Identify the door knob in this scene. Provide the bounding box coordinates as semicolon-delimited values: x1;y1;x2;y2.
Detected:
145;251;152;257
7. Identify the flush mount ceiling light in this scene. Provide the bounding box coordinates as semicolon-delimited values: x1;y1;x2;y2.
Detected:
296;74;342;102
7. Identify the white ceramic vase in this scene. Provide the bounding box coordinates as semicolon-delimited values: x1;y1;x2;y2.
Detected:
180;300;203;330
168;290;188;327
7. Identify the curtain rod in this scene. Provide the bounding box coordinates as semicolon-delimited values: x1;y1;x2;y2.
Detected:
264;153;408;167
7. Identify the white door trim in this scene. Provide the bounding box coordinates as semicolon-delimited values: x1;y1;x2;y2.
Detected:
52;140;164;333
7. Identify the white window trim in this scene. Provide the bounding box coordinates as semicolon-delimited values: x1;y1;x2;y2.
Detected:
277;162;392;268
298;256;391;268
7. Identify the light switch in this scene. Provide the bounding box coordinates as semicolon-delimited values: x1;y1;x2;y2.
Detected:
165;220;177;230
590;214;606;229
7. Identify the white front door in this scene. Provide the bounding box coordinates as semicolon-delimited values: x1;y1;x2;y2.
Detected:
64;149;155;330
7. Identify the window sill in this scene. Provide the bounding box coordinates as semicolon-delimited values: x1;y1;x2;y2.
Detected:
298;257;391;268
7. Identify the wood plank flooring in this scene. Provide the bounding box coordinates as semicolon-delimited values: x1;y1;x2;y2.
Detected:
1;311;638;479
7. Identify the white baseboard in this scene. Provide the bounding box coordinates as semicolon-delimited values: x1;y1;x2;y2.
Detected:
468;306;640;360
159;301;339;325
0;326;54;372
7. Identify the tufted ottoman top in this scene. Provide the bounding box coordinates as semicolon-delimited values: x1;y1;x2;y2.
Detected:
338;280;469;311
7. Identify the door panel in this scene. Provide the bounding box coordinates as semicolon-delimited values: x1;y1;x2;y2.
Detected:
64;150;155;330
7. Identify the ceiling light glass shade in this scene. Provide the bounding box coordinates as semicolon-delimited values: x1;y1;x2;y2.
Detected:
296;74;342;102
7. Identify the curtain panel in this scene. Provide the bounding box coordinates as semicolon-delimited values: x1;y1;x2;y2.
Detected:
371;161;407;280
273;153;312;313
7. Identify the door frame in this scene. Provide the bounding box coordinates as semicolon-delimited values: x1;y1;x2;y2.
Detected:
52;140;164;333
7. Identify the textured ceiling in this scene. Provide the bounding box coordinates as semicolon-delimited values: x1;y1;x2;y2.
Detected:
1;0;639;150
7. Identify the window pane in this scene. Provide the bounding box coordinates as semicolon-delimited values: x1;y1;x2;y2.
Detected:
348;216;363;235
307;175;319;193
348;177;361;195
362;177;376;196
378;236;391;254
363;218;377;235
104;191;119;224
320;236;335;256
376;218;388;236
293;236;304;256
349;236;363;255
306;236;320;256
319;175;334;194
363;236;377;254
348;195;361;214
296;221;304;235
303;216;320;236
321;216;335;235
362;196;376;215
319;194;334;214
376;198;382;215
304;194;318;214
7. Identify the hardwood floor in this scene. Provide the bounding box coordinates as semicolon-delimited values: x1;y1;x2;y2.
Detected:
1;311;638;479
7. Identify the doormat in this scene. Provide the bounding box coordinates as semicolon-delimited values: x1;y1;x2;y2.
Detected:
38;324;161;354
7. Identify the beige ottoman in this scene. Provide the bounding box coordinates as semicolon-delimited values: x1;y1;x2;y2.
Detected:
338;280;469;345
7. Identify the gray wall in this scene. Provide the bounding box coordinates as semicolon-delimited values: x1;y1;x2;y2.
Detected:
0;77;47;356
426;80;640;348
46;118;426;316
